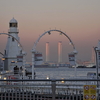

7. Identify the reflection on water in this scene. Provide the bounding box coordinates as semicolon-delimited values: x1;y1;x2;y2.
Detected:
35;67;99;79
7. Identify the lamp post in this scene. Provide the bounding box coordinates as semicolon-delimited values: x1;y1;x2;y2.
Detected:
31;49;35;79
94;47;100;81
94;46;100;100
22;51;26;79
73;49;78;78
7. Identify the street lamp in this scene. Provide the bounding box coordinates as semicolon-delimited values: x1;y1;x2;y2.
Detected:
31;49;36;79
94;47;100;80
22;51;26;79
94;46;100;100
73;49;78;78
4;77;6;80
46;76;50;80
0;75;1;79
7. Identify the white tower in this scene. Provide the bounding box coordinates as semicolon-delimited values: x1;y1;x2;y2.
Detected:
46;42;49;62
4;18;22;71
58;41;62;63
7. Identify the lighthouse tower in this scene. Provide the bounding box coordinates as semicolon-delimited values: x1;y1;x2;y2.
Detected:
4;18;22;71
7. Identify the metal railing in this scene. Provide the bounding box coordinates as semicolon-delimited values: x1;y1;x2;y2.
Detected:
0;79;100;100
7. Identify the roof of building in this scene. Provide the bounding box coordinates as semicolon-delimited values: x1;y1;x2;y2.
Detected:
9;18;17;23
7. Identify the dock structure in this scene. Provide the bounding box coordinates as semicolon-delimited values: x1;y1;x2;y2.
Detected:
0;79;99;100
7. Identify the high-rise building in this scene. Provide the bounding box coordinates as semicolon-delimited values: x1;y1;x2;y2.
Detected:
58;41;62;63
46;42;49;62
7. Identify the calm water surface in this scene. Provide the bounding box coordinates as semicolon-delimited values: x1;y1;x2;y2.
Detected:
35;67;100;79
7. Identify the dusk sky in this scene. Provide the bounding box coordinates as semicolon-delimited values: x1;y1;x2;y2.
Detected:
0;0;100;63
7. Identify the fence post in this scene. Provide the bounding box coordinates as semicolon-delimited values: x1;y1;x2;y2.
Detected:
51;80;56;100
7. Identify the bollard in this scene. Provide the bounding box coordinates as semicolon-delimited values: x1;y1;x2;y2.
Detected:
51;80;56;100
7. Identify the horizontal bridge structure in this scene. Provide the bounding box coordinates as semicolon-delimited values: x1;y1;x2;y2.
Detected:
0;79;100;100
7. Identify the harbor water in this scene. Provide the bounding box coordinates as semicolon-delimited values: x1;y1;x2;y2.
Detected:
35;67;99;79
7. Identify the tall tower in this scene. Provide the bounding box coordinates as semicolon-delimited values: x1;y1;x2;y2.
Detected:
46;42;49;62
58;41;62;63
4;18;22;71
91;48;95;64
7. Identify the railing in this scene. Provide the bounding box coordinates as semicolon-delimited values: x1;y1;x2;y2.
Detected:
0;79;100;100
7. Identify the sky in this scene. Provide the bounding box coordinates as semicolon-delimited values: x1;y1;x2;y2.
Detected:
0;0;100;63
